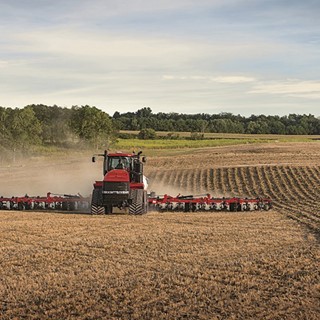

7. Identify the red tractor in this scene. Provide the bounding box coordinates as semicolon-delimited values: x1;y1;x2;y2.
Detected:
91;150;148;214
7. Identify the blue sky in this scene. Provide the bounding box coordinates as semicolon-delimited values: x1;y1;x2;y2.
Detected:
0;0;319;116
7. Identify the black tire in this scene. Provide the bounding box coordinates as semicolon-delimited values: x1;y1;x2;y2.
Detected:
105;204;113;214
91;188;105;215
229;203;237;212
264;203;270;211
17;202;25;211
69;202;76;211
129;189;146;215
62;202;68;211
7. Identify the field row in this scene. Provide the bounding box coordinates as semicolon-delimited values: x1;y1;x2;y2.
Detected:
147;165;320;231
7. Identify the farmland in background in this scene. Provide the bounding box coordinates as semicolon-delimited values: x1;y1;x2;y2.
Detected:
114;131;320;155
0;141;320;319
119;129;320;141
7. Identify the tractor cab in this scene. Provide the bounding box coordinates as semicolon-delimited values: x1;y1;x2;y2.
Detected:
107;155;131;171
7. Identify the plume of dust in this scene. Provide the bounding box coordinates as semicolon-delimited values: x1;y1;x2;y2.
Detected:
147;178;247;198
1;156;252;199
148;179;208;197
0;155;102;197
148;181;190;197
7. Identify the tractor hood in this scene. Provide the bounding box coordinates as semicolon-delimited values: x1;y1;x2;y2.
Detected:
104;169;130;182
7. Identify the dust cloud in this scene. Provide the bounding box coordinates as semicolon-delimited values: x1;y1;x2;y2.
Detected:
0;155;102;197
147;180;190;197
1;155;251;199
147;177;247;199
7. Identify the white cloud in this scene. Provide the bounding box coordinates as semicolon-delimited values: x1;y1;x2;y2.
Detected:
211;76;256;83
163;75;256;84
250;80;320;99
0;60;9;68
60;0;233;20
0;0;319;116
163;75;206;80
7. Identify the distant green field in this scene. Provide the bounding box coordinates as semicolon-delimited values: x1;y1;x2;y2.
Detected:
114;138;267;150
112;135;317;157
119;130;320;141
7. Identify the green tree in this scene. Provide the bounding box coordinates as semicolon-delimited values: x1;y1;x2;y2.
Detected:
0;107;12;163
70;105;115;149
269;119;286;134
5;107;42;161
136;107;152;118
29;104;73;144
130;118;139;130
138;128;156;139
246;120;269;134
0;107;10;143
8;107;42;147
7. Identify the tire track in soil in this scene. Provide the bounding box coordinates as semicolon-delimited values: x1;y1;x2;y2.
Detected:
158;170;169;186
166;169;177;188
259;166;282;203
178;169;189;192
274;166;300;202
277;166;319;214
209;168;216;196
185;170;195;194
265;165;320;229
285;166;317;202
252;166;266;196
246;167;260;198
225;167;236;197
228;167;240;197
300;166;320;195
223;168;232;194
194;169;202;194
173;170;184;190
312;165;320;177
268;167;316;209
203;168;210;193
214;168;226;196
238;167;254;198
272;167;320;220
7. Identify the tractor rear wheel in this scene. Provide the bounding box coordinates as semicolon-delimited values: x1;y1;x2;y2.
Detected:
91;188;105;215
129;189;147;215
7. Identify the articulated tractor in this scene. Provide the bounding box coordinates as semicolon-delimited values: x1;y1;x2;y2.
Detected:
91;150;148;214
90;150;272;214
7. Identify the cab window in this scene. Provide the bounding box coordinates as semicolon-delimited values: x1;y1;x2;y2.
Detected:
108;157;130;170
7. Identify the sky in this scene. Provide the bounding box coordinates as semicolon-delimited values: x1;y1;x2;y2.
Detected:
0;0;319;116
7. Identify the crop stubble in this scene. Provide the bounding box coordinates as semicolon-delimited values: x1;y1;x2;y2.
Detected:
146;142;320;232
0;211;319;319
0;142;320;319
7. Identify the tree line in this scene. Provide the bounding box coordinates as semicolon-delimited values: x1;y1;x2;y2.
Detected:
114;107;320;135
0;104;114;162
1;104;319;161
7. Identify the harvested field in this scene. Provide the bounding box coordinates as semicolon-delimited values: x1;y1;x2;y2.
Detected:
0;211;319;319
0;142;320;319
